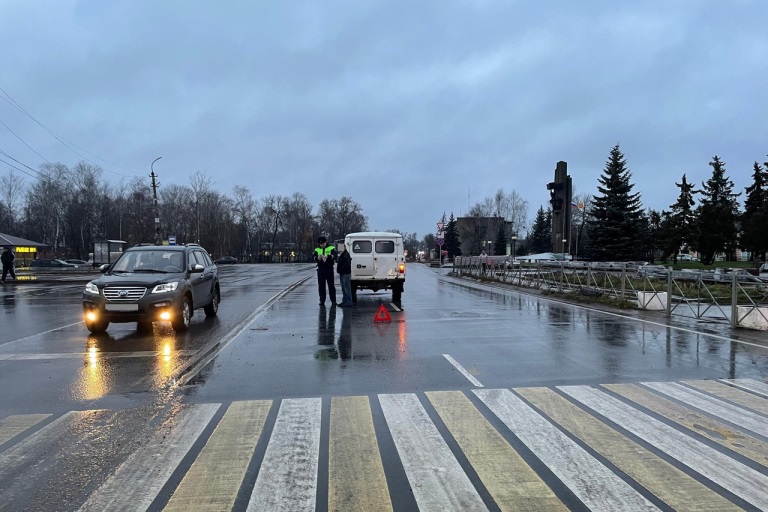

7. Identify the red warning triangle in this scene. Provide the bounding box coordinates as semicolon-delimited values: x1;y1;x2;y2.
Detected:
373;304;392;323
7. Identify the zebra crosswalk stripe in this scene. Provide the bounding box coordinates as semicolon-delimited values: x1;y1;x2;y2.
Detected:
247;397;322;512
603;383;768;467
329;396;392;512
643;381;768;438
427;390;566;512
79;403;220;512
164;400;271;512
559;385;768;509
379;393;488;511
475;388;658;512
2;381;768;511
720;378;768;397
517;387;741;512
0;414;50;446
684;379;768;416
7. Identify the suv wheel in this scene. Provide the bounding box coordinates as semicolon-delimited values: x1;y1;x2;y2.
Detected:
204;287;219;317
85;317;109;334
172;296;192;332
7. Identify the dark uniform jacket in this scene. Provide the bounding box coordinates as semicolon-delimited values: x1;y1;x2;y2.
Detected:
313;246;336;271
336;250;351;275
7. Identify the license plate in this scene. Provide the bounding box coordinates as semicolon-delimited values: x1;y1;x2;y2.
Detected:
105;304;139;312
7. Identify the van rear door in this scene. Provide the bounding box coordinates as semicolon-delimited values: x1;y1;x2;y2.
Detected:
349;238;376;277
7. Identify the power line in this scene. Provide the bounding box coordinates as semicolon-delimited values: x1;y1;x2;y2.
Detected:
0;86;139;178
0;117;51;163
0;149;67;187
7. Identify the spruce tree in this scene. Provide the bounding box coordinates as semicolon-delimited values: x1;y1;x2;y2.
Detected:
529;206;550;253
647;209;662;263
740;161;768;263
586;144;646;261
663;174;698;260
444;212;462;258
695;156;741;264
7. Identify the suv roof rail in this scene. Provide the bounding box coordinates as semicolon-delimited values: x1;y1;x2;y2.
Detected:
133;243;156;247
184;243;201;247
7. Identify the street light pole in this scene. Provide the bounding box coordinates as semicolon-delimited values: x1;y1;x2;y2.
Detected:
511;234;517;260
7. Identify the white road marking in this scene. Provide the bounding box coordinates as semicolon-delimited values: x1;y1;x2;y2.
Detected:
644;381;768;438
247;398;322;512
0;322;83;348
475;388;657;512
0;350;197;361
379;393;488;511
559;385;768;509
78;403;220;512
176;276;311;386
720;378;768;397
443;354;483;387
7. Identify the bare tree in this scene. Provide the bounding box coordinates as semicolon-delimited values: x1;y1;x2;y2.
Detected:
232;185;257;258
0;169;25;233
189;170;214;244
283;192;314;258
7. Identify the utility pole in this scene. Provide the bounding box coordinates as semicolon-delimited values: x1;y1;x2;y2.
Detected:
150;157;162;245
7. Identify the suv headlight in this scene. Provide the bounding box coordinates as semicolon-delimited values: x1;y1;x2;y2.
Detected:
151;282;179;294
85;282;100;295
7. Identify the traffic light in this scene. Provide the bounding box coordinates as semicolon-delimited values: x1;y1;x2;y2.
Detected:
548;182;564;211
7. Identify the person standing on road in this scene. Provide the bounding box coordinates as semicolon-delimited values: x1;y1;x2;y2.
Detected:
1;247;16;282
314;236;337;306
336;242;353;307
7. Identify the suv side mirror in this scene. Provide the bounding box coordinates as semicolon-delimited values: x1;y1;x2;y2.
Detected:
99;264;110;273
189;263;205;273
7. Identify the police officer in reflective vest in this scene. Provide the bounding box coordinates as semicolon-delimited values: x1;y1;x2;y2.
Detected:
314;236;337;306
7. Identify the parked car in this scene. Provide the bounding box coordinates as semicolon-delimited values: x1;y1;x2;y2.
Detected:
82;243;220;334
712;268;763;283
31;259;79;269
214;256;237;265
678;254;699;262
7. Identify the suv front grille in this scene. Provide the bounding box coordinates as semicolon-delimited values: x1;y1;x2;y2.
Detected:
103;287;147;302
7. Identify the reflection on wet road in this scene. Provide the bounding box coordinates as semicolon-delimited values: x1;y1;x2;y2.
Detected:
0;263;766;510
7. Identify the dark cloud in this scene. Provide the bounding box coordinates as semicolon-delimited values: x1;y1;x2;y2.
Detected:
1;0;766;236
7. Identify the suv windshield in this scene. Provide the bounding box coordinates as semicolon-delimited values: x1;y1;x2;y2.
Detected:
111;250;185;273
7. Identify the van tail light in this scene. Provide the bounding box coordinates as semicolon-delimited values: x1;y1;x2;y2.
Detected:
398;263;405;274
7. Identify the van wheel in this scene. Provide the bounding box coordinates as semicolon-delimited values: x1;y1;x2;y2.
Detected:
392;282;402;304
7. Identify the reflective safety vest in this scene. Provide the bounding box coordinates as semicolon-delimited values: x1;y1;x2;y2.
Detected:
314;246;335;258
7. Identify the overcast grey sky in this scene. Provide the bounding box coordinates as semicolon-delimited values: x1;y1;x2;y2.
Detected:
1;0;766;237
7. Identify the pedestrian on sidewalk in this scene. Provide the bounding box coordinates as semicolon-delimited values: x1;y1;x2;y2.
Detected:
336;242;353;307
1;247;16;282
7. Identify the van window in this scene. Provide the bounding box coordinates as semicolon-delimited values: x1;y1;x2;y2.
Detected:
351;241;372;253
375;241;395;254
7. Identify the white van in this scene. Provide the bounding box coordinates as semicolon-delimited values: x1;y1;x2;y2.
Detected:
343;231;405;304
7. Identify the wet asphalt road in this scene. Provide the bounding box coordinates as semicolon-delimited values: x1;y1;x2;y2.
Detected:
2;263;765;414
0;263;767;511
